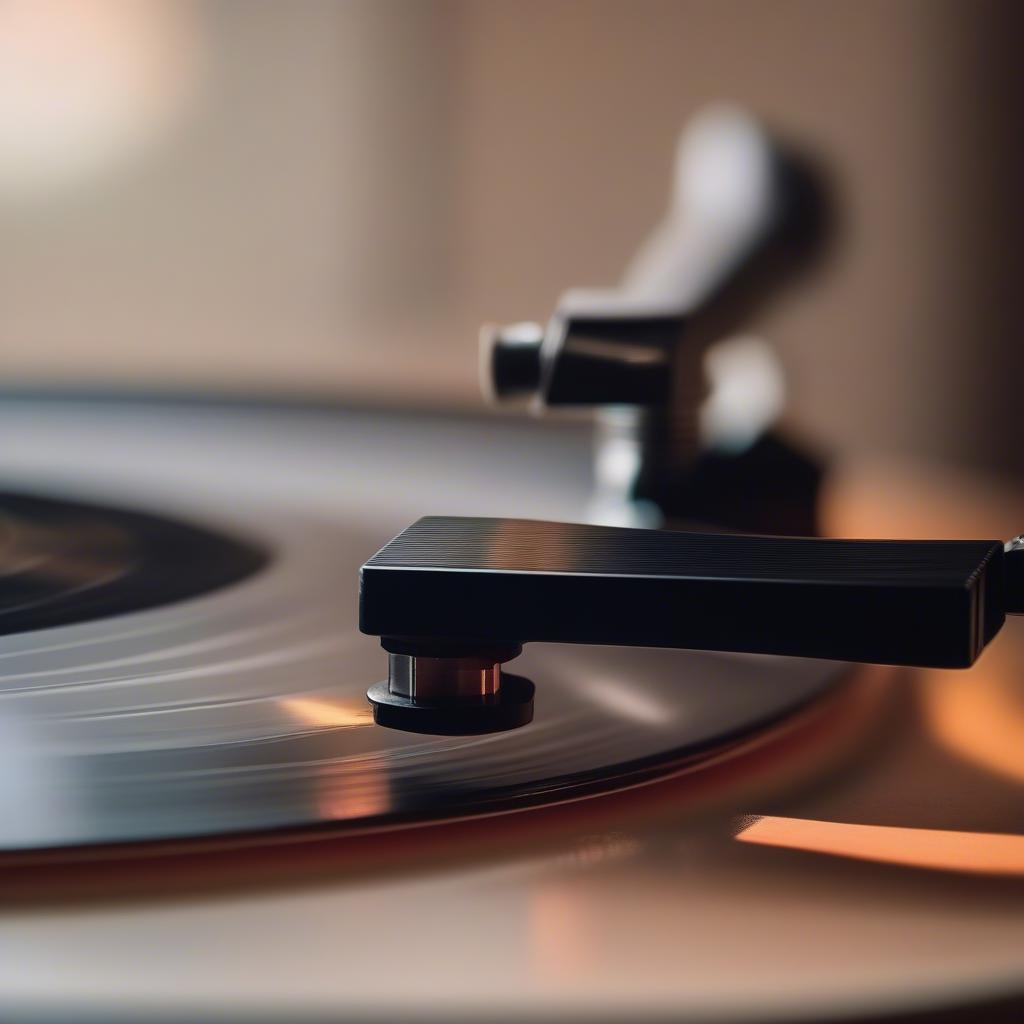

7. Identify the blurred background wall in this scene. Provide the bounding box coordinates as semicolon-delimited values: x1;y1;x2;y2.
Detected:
1;0;1021;472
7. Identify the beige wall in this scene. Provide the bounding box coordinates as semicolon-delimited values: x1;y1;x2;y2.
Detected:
1;1;1020;470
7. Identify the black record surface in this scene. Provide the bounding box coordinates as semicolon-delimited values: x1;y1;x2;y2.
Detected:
0;491;847;854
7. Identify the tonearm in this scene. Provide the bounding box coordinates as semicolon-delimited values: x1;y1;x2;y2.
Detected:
362;108;1018;735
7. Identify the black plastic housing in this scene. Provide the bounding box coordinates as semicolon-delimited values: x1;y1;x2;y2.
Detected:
360;517;1006;669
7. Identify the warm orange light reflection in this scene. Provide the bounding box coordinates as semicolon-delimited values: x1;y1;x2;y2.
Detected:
316;768;391;820
280;696;374;729
490;519;572;572
920;648;1024;787
281;697;387;817
531;886;594;980
737;815;1024;877
819;457;1024;816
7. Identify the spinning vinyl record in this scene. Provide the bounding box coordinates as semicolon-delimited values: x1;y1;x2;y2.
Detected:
0;487;847;852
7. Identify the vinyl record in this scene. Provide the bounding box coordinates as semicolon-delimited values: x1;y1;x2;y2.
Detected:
0;490;848;853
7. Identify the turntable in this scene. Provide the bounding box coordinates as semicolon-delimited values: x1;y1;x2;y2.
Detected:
3;109;1024;1024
